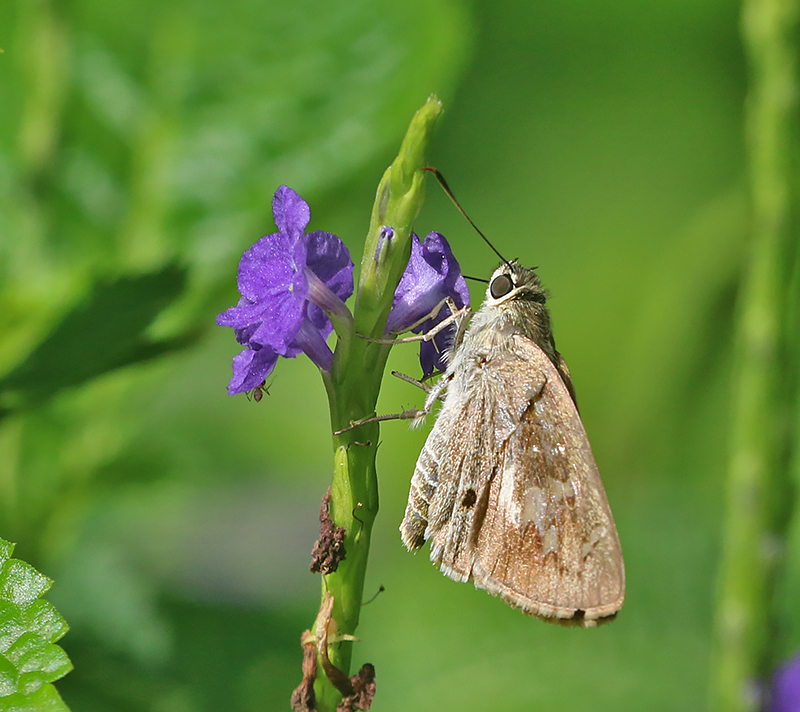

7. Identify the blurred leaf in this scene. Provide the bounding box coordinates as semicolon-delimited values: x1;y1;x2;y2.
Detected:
58;598;309;712
0;538;72;709
0;265;193;413
51;538;172;669
0;0;472;351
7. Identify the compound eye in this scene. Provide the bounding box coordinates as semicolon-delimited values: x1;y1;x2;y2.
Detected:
490;273;514;299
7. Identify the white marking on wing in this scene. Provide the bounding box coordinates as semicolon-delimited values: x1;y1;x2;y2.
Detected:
498;455;522;526
521;485;548;533
543;525;559;555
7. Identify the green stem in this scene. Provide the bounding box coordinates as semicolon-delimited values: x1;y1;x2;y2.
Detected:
312;97;443;711
710;0;800;709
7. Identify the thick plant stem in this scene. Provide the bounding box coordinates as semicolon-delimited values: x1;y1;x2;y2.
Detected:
710;0;799;710
312;97;443;712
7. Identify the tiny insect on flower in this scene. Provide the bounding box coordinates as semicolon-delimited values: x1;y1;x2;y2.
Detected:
246;380;270;402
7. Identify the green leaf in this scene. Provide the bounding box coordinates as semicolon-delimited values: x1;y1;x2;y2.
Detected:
0;539;72;708
0;265;192;412
0;682;71;712
0;562;50;608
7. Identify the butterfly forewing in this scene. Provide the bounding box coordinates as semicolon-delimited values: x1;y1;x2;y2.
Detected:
400;328;541;571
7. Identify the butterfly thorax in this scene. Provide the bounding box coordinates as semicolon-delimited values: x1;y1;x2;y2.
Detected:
459;262;559;368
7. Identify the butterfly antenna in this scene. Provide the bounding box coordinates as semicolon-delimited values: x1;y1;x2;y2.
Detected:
422;166;512;269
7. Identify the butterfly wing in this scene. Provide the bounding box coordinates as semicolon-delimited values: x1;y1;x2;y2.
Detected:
401;333;624;625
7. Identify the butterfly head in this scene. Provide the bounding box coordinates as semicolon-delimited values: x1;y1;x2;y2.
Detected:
485;261;547;308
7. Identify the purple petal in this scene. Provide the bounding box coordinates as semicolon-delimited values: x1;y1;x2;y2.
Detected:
227;346;279;395
386;231;469;335
229;233;310;354
272;185;310;238
304;268;353;340
418;311;460;377
237;231;307;304
249;288;307;355
217;298;267;332
420;341;442;378
226;299;259;345
421;232;470;309
306;230;354;334
771;653;800;712
385;233;437;333
218;285;307;354
292;318;334;373
306;231;354;300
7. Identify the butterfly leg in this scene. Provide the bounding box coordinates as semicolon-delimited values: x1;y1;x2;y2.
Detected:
390;370;454;402
356;302;471;345
394;299;470;341
391;370;434;392
333;408;424;435
333;372;453;435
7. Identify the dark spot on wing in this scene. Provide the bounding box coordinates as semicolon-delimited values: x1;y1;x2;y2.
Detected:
461;488;477;508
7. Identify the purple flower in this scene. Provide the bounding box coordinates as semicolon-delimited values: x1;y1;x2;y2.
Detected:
771;652;800;712
217;186;353;395
386;231;470;377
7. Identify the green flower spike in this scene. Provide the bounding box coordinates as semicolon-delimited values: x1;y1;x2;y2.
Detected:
316;96;443;712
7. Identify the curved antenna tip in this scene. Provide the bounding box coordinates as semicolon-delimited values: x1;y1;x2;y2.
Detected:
421;167;511;269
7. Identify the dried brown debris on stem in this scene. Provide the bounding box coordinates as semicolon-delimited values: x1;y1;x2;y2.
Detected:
292;593;376;711
290;636;318;712
336;664;376;712
310;488;347;574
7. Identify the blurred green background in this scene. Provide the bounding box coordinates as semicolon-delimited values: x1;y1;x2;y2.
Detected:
0;0;774;709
